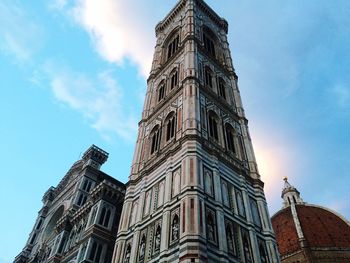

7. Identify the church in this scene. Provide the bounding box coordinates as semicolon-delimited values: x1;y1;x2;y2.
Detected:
14;1;349;263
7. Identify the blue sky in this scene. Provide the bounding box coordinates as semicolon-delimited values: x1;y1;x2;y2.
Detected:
1;0;350;262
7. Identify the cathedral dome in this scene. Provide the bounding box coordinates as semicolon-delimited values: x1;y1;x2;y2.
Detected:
271;178;350;262
272;204;350;257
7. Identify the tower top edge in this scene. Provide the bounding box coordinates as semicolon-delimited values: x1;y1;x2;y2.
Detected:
155;0;228;36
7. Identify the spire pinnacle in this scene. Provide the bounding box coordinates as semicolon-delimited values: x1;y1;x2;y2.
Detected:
281;178;304;208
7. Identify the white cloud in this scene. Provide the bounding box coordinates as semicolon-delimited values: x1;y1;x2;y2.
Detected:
64;0;155;78
44;62;138;140
0;0;43;62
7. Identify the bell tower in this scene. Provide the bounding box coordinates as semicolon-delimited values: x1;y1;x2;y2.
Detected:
113;1;279;262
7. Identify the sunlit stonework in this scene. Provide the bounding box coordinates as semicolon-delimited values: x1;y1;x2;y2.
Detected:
14;146;125;263
112;1;279;262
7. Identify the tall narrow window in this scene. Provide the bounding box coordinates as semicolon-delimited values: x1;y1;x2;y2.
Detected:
170;70;178;90
167;34;180;60
150;125;161;155
98;206;112;228
165;112;176;141
204;67;213;88
225;123;236;154
203;33;216;58
77;192;87;206
88;241;97;261
158;84;165;102
208;111;219;141
218;79;226;100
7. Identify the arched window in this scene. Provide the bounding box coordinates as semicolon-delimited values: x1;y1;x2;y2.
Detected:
208;111;219;141
218;78;226;100
150;125;161;155
171;214;180;241
203;28;216;58
165;112;176;141
167;34;180;60
170;70;178;90
225;123;236;154
204;66;213;88
154;225;161;252
158;83;165;102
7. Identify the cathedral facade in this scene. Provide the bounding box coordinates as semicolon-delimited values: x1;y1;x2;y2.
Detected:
112;1;279;262
14;145;125;263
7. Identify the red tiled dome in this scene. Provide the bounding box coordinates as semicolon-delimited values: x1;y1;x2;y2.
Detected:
271;204;350;257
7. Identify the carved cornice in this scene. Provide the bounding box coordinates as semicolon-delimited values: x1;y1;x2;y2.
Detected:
155;0;187;36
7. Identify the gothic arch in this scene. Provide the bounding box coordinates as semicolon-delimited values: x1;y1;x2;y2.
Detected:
208;110;220;141
42;205;64;241
164;111;176;142
149;124;161;155
163;27;181;62
224;122;237;154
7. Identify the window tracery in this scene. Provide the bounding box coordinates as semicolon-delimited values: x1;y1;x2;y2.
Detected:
204;67;213;88
165;112;176;141
225;123;236;154
158;84;165;102
150;125;161;155
170;69;178;90
167;34;180;60
208;111;219;141
218;78;227;100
